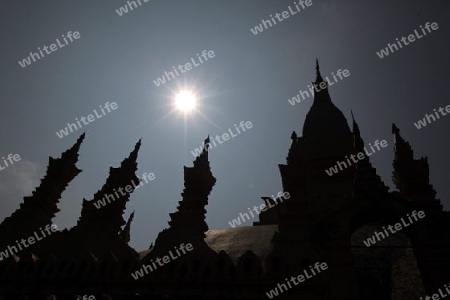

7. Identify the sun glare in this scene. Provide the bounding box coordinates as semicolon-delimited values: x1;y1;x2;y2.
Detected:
175;91;196;113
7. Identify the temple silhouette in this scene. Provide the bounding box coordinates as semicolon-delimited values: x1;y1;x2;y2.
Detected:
0;61;449;300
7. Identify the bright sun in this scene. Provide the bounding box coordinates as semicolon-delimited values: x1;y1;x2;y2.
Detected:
175;91;196;112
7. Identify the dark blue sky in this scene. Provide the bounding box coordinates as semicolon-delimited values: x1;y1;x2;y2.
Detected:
1;0;449;251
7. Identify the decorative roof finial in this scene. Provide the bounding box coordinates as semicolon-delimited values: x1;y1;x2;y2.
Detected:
204;135;210;152
315;58;324;83
392;123;400;134
291;131;297;140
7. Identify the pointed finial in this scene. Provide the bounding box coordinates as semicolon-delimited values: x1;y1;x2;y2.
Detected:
194;135;211;166
74;132;85;148
315;58;324;83
134;138;142;152
392;123;400;134
132;138;141;154
291;131;297;140
64;132;86;157
124;139;142;164
202;135;210;153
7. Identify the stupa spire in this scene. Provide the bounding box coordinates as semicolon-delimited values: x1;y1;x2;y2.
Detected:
303;60;350;137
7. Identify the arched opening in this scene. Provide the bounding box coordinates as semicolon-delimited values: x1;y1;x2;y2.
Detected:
350;219;426;299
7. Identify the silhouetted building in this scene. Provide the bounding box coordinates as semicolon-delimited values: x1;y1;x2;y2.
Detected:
0;61;449;299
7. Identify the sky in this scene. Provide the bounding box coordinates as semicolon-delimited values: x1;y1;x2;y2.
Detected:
0;0;449;252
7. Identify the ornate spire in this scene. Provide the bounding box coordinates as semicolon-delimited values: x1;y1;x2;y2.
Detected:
123;139;141;167
303;60;350;137
0;134;85;255
75;139;141;235
61;140;142;259
193;136;210;167
392;123;413;161
145;136;217;266
30;132;85;221
312;58;329;99
391;124;440;207
164;136;216;239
